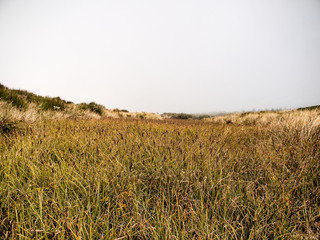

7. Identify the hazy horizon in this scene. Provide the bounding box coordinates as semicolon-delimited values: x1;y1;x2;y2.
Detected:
1;0;319;114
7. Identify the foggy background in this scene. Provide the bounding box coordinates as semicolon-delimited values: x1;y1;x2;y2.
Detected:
0;0;319;113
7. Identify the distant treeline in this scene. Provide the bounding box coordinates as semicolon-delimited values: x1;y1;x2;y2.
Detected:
161;112;211;120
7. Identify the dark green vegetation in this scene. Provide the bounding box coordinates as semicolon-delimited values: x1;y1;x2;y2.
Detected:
0;84;27;109
1;117;319;239
0;83;106;115
0;116;17;134
162;112;211;120
79;102;104;116
297;105;320;111
0;84;71;111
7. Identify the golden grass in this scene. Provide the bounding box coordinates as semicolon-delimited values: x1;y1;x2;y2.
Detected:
0;111;319;239
205;109;320;128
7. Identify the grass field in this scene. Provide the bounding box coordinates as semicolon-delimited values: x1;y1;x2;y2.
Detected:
1;111;319;239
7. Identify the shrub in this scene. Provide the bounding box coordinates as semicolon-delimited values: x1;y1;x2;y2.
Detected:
173;113;193;120
9;94;26;109
120;109;129;113
138;114;145;119
0;88;27;109
193;114;211;120
162;112;194;120
41;97;65;111
240;112;251;117
79;102;104;116
0;116;17;134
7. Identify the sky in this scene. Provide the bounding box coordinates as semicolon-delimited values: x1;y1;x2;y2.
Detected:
0;0;319;113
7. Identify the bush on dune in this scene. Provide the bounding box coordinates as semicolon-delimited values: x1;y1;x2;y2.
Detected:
79;102;104;115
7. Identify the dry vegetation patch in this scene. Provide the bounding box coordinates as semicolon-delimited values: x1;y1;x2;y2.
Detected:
0;114;319;239
205;109;320;128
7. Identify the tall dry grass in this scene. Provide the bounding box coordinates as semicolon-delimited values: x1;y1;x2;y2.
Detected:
0;111;319;239
205;109;320;128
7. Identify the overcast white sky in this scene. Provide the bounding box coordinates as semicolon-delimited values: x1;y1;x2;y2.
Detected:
0;0;319;113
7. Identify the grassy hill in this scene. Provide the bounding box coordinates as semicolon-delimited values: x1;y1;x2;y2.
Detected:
0;83;161;124
0;83;75;111
1;83;320;239
205;108;320;128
